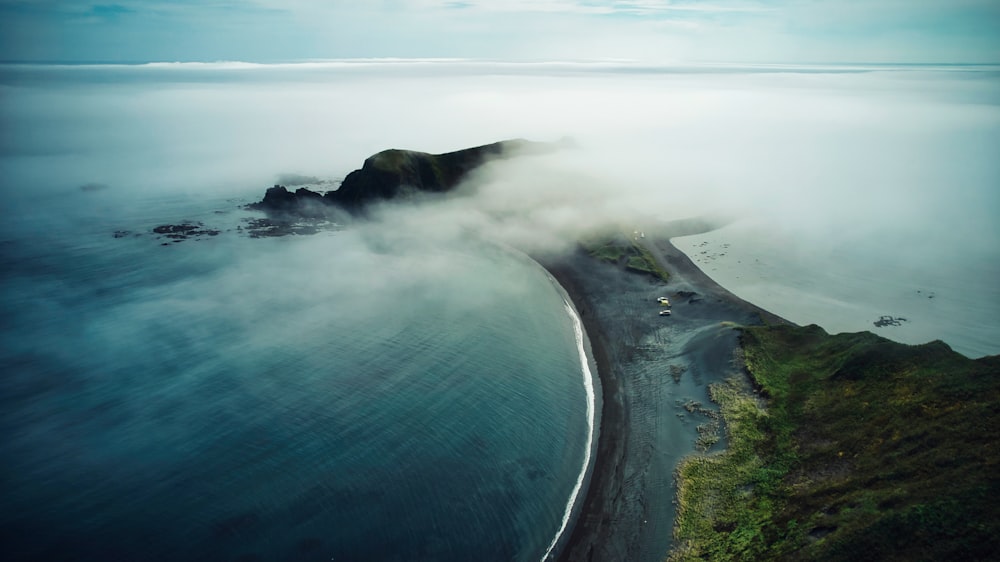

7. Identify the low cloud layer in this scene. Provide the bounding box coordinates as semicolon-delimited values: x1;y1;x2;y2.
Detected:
332;64;1000;264
2;62;998;264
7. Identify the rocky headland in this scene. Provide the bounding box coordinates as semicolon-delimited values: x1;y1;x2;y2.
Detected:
249;138;566;215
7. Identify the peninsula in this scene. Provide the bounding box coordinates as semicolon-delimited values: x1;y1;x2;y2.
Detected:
250;141;999;561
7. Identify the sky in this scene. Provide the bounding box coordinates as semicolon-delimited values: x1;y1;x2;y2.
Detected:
1;0;998;64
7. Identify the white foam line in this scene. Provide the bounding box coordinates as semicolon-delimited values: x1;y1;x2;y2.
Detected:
541;300;597;561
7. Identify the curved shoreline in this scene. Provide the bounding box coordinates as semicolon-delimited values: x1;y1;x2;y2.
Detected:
489;243;604;562
539;300;598;561
538;225;793;562
540;256;625;562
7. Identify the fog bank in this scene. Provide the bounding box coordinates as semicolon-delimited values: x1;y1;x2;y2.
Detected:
2;62;998;352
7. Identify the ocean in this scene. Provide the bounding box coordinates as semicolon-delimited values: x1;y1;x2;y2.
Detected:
673;218;1000;359
0;185;593;561
2;61;997;561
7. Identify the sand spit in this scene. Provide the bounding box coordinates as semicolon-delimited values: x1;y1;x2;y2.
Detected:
541;221;791;562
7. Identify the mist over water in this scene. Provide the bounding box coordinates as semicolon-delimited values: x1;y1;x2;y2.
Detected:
1;61;998;560
4;62;998;236
0;188;590;560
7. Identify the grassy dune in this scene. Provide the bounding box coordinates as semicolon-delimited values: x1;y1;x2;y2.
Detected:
671;324;1000;561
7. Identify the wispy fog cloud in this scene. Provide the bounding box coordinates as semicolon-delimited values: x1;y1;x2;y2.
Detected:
351;65;998;265
2;63;997;264
1;62;997;366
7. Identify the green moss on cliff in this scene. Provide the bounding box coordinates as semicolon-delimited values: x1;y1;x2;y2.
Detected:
671;324;1000;561
368;149;409;173
581;235;669;283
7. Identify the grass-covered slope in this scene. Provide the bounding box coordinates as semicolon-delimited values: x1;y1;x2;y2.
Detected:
580;234;670;283
330;141;514;206
671;324;999;561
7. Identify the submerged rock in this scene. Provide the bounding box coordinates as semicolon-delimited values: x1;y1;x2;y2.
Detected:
151;222;221;242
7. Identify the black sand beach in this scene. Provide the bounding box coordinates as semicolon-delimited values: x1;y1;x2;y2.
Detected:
543;220;792;562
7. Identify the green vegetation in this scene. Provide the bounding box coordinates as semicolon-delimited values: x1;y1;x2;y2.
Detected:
671;324;1000;561
580;234;670;283
367;149;470;193
369;149;408;173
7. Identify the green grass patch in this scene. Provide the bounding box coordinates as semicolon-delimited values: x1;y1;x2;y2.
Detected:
671;374;782;561
580;234;669;283
670;324;1000;561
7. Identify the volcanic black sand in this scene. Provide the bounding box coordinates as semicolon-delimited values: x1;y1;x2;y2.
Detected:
541;219;791;562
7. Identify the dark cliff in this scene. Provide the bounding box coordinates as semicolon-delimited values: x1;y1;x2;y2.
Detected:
251;138;564;215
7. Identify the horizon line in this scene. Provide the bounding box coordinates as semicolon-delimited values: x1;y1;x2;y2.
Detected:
2;58;998;68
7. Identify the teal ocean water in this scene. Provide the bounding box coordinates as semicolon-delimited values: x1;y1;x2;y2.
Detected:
0;63;617;561
0;188;591;561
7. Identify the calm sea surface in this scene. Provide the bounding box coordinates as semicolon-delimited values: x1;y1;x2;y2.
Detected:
0;187;590;561
674;220;1000;359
